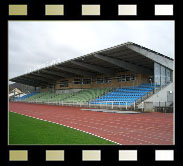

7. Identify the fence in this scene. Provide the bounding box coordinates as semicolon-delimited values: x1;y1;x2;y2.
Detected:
10;99;174;113
89;101;136;110
141;101;173;113
11;99;137;110
11;97;141;111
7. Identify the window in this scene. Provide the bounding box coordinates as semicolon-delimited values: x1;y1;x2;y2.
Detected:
49;85;53;88
131;74;136;81
125;75;130;81
116;75;126;82
161;66;166;85
116;74;136;82
165;68;171;84
121;75;126;81
104;77;112;83
60;80;68;87
73;79;82;84
116;75;122;82
83;79;91;84
154;63;161;85
96;78;103;84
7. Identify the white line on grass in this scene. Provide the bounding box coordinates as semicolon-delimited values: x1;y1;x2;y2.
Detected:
10;112;121;145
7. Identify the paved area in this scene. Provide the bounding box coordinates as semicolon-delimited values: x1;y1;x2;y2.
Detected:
9;102;173;145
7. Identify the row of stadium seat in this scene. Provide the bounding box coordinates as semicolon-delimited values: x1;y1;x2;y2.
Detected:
90;84;156;106
16;84;157;105
18;88;112;103
140;83;160;87
63;88;111;103
104;93;147;97
22;91;71;102
115;88;152;92
24;92;50;101
32;92;59;102
48;93;73;102
14;92;38;101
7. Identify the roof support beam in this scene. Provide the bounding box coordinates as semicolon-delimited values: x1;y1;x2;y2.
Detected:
94;54;153;75
126;45;173;70
54;66;94;77
13;80;35;87
42;70;74;78
70;60;113;75
18;77;47;86
13;78;43;87
32;72;60;81
25;75;54;84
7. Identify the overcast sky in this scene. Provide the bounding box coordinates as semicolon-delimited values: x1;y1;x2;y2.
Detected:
9;21;174;80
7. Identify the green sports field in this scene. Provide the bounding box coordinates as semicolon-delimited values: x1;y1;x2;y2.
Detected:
9;112;116;145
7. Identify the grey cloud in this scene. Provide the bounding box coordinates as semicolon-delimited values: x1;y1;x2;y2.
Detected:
9;21;174;80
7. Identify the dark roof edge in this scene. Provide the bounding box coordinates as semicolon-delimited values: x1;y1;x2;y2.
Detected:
128;42;174;61
10;42;174;80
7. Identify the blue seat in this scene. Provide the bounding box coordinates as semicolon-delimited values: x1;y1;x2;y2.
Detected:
90;83;155;106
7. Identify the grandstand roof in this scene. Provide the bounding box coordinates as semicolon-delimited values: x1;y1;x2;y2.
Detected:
10;42;174;87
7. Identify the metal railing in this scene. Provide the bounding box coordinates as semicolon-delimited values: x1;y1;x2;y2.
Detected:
152;101;173;107
139;101;173;113
11;99;137;110
89;101;136;110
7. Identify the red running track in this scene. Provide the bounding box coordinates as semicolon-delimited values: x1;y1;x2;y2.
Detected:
9;102;173;145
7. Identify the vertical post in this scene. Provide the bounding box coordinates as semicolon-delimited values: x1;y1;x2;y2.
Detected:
126;102;127;110
154;86;156;94
112;101;113;109
142;102;144;112
134;102;135;111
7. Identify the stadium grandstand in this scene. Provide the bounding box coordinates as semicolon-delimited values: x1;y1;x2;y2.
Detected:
10;42;174;112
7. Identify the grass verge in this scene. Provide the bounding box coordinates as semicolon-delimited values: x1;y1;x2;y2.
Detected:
9;112;116;145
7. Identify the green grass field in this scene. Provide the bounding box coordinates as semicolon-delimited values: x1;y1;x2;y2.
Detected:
9;112;116;145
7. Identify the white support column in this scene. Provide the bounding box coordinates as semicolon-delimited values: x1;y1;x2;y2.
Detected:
142;102;144;112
